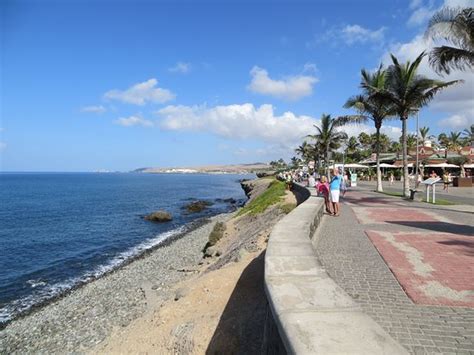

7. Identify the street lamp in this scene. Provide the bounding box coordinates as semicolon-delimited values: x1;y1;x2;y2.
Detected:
415;110;420;189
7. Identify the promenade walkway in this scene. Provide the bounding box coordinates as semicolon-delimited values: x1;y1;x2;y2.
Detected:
314;188;474;354
357;180;474;206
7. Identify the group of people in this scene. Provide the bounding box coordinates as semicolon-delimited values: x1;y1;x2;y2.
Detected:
279;168;348;216
430;170;453;192
316;169;345;217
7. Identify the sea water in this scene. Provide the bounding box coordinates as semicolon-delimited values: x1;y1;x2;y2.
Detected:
0;172;253;324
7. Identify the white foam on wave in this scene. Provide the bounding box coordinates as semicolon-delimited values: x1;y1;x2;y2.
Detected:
0;225;187;324
26;279;48;288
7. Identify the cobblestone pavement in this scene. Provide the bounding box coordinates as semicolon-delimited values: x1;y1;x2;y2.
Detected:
314;188;474;354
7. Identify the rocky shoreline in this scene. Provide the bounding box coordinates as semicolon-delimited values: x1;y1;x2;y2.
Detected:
0;212;233;354
0;177;291;354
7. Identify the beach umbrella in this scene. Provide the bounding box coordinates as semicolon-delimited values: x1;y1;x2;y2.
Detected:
379;163;397;168
394;163;413;168
344;163;369;169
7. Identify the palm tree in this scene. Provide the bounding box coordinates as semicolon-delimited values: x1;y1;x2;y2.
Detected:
307;114;361;178
446;131;463;151
439;131;464;158
344;65;395;192
358;132;372;150
374;133;392;152
373;52;460;197
346;136;360;154
290;156;301;169
295;141;312;162
407;134;418;150
462;124;474;146
425;7;474;75
419;126;435;146
389;140;402;153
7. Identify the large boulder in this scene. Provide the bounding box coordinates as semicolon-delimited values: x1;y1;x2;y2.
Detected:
144;210;173;222
184;200;213;213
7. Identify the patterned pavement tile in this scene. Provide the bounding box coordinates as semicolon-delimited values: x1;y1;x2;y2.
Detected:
367;230;474;307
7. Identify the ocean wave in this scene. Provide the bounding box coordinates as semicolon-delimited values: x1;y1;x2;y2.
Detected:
0;225;187;325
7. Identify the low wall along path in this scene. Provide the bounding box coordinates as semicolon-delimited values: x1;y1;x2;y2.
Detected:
264;183;407;354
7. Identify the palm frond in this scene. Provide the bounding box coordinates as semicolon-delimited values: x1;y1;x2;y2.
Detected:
429;46;474;74
425;7;474;74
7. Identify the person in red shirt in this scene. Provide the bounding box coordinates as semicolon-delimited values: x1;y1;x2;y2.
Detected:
318;176;332;214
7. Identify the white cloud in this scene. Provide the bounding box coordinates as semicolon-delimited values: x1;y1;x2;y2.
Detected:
342;123;403;142
444;0;473;7
157;103;317;144
438;114;472;129
307;24;386;48
341;25;386;45
410;0;424;10
81;105;106;113
104;79;175;105
156;103;404;150
407;6;435;26
247;66;318;101
115;115;154;127
168;62;191;74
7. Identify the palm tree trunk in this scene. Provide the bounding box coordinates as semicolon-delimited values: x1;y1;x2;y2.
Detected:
375;125;383;192
402;117;409;197
326;143;330;179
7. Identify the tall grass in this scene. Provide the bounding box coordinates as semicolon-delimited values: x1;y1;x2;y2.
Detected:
237;180;287;216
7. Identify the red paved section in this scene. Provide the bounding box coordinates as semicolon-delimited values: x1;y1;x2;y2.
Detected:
352;207;447;225
367;230;474;307
344;192;407;207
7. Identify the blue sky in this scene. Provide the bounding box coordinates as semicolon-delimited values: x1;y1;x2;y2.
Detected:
1;0;472;171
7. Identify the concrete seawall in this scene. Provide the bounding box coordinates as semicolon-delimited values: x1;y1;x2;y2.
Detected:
263;183;407;354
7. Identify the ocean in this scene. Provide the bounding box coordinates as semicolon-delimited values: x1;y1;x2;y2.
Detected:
0;172;253;325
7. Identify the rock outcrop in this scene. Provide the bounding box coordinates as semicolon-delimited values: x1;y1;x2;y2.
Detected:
184;200;213;213
144;211;173;222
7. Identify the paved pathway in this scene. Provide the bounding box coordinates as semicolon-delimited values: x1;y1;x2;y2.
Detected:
314;187;474;354
357;180;474;206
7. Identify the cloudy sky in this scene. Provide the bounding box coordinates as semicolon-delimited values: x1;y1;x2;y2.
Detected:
1;0;472;171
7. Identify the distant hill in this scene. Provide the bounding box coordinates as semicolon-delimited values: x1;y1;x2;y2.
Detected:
132;163;272;174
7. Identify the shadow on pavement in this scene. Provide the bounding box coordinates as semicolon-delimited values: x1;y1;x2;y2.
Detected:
206;251;267;355
436;239;474;257
386;221;474;236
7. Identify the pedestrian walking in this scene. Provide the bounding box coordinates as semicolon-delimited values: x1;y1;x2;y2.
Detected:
389;172;394;185
443;171;449;192
341;174;348;198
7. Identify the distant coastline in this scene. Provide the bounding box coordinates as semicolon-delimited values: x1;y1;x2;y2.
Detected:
133;162;272;175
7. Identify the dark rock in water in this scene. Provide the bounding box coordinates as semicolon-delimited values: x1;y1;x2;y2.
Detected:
256;171;275;178
215;197;237;204
144;211;173;222
183;200;213;213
